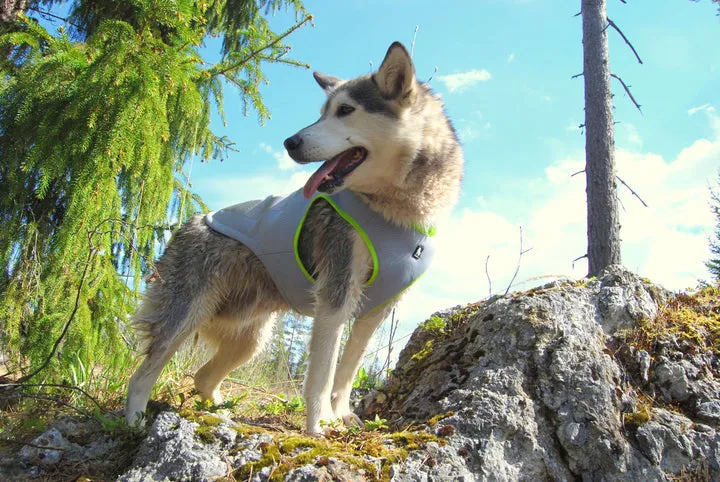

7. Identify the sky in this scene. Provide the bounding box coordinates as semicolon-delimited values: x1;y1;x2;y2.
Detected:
35;1;720;350
186;1;720;341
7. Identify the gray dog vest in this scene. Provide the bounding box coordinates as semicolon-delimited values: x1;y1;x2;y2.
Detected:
205;189;436;317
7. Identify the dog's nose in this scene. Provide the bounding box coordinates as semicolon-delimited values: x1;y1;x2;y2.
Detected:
284;135;303;151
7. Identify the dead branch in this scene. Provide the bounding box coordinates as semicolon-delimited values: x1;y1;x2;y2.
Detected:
617;175;648;207
382;308;399;375
571;170;585;177
0;437;66;451
606;17;643;64
572;72;584;79
610;73;642;113
0;383;103;410
572;254;588;269
0;393;92;418
505;227;533;295
427;66;438;84
410;25;419;57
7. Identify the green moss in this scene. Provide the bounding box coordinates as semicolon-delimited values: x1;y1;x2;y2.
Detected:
195;425;218;444
624;406;651;428
411;340;434;361
427;411;455;427
621;286;720;354
232;426;443;481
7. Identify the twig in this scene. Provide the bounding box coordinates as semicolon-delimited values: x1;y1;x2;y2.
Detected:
571;72;584;79
505;227;533;295
0;393;92;418
0;438;66;451
427;66;438;84
572;254;588;269
571;169;585;177
485;255;492;297
410;25;419;58
28;7;80;28
606;18;643;64
0;383;103;411
610;73;642;113
210;15;312;78
616;175;648;207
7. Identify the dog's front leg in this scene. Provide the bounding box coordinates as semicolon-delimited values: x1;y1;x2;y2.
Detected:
331;302;396;427
304;233;369;434
304;300;357;435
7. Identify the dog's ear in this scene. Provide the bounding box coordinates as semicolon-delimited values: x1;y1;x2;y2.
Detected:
374;42;416;104
313;72;342;93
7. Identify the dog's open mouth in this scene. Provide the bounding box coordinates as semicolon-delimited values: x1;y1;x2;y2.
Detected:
303;147;368;198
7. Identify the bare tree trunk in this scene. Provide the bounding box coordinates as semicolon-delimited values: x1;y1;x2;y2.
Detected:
1;0;28;24
582;0;621;277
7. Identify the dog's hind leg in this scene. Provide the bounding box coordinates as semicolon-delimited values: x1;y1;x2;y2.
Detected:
194;313;276;405
331;303;396;426
126;289;218;426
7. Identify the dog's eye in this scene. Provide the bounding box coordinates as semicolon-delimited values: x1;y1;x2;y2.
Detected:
336;104;355;117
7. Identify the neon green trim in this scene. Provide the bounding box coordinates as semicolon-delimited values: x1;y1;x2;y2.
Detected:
293;194;380;287
366;270;428;315
412;223;437;237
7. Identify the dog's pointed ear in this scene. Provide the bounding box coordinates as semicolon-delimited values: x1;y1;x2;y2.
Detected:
313;72;342;93
374;41;416;104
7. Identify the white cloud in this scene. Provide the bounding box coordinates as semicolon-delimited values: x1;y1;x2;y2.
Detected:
260;142;296;171
507;52;515;64
195;170;313;210
391;106;720;337
688;104;715;116
436;69;492;93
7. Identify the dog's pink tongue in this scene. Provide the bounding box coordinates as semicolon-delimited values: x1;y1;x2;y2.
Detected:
303;159;339;199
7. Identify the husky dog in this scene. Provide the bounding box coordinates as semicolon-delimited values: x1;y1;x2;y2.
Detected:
125;42;464;434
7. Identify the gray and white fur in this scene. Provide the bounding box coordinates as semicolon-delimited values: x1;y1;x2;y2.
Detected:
125;41;465;434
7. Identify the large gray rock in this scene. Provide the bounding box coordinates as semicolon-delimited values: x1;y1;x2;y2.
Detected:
3;266;717;481
360;265;719;481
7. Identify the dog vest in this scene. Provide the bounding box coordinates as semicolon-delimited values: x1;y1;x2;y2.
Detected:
205;189;436;317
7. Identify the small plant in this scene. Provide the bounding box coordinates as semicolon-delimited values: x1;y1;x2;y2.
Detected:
420;315;446;334
261;394;305;415
364;414;389;431
353;367;373;390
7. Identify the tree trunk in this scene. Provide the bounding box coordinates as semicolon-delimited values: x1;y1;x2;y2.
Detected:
1;0;28;24
582;0;621;277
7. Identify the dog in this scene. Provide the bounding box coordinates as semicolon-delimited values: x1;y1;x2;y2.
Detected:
125;41;464;434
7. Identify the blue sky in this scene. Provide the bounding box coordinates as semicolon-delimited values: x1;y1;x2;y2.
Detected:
189;0;720;337
33;1;720;348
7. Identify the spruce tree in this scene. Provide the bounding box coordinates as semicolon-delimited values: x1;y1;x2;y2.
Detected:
0;0;311;381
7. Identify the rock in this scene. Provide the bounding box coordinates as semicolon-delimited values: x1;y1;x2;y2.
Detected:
19;427;72;465
3;266;717;481
118;411;230;482
361;265;719;480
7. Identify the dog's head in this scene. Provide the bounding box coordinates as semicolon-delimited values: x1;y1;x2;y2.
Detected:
284;42;423;199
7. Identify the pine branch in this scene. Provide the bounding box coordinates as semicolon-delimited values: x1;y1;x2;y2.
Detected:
209;14;313;78
606;17;643;64
610;73;642;112
16;223;101;383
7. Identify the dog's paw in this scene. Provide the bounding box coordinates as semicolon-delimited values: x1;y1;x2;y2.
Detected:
340;412;363;428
